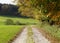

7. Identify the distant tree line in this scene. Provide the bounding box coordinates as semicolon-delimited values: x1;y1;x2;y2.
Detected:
0;3;22;17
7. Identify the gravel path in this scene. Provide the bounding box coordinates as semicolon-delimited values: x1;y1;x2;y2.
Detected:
12;27;27;43
12;26;51;43
32;28;51;43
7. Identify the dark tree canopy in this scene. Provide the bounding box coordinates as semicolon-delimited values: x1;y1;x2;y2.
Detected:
0;3;19;16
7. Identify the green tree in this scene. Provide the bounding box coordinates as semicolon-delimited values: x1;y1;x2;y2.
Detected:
15;0;60;24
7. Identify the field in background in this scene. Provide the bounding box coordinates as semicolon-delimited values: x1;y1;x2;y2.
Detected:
0;16;39;25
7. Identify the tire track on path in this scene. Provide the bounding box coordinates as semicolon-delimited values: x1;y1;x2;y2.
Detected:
12;27;28;43
32;27;51;43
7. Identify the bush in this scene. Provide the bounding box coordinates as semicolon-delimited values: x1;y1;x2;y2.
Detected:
5;19;14;25
15;21;21;25
15;21;26;25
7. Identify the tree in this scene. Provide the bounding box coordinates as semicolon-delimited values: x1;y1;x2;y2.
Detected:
15;0;60;24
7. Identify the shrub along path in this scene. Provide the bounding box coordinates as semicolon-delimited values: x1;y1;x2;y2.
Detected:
12;26;51;43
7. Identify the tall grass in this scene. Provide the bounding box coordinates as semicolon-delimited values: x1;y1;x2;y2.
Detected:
37;22;60;41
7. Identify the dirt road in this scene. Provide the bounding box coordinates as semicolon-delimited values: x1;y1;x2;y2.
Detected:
12;27;28;43
12;26;51;43
32;28;51;43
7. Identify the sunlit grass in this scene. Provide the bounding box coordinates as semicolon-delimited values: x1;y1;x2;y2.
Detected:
0;25;23;43
0;15;39;43
0;16;39;25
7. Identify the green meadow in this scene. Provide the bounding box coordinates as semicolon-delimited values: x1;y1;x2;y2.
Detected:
0;25;23;43
0;16;39;25
0;16;39;43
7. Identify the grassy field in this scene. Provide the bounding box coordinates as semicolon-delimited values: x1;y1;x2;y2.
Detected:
37;22;60;43
0;25;23;43
0;16;39;25
0;15;39;43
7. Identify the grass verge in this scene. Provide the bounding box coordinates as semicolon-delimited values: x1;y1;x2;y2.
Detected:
0;25;23;43
37;22;60;43
26;27;34;43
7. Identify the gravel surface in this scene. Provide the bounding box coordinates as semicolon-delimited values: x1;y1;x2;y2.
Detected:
12;27;28;43
32;28;51;43
12;26;51;43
